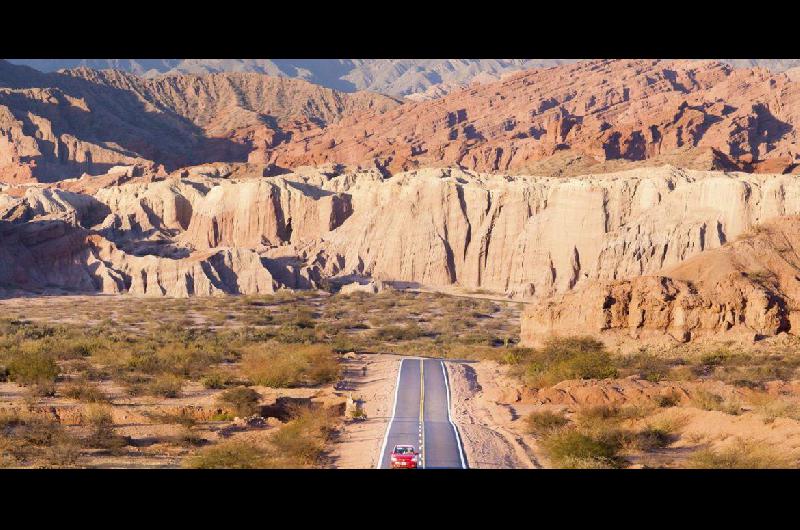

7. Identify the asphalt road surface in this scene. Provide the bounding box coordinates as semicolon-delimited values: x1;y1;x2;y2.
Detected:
377;358;467;469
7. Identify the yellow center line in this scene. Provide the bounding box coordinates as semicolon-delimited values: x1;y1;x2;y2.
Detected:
419;358;425;469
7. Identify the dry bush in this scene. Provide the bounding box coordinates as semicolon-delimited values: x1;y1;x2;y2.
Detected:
82;404;127;452
241;343;339;388
747;393;800;423
63;378;109;403
691;389;742;415
267;405;337;467
184;440;273;469
146;374;184;398
0;410;80;467
217;387;262;417
525;410;569;436
688;439;794;469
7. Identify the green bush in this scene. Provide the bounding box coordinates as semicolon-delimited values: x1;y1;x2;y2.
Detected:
540;429;622;469
217;387;262;417
7;350;59;386
520;336;617;388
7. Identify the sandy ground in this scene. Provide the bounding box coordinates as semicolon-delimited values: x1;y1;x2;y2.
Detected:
446;361;540;468
0;377;344;468
459;365;800;468
328;353;400;468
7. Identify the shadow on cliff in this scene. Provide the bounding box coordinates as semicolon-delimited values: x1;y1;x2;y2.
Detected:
0;61;253;180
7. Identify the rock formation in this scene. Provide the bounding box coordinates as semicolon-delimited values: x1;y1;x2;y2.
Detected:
4;163;800;302
521;216;800;347
0;60;399;182
264;59;800;176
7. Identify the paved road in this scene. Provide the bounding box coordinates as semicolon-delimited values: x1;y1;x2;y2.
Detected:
377;358;467;469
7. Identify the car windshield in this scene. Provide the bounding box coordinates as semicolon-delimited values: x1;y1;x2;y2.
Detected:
394;446;414;454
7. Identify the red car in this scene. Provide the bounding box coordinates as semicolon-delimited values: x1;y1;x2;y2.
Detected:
390;444;419;469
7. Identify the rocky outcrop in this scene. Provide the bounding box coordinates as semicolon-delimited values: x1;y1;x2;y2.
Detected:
521;216;800;347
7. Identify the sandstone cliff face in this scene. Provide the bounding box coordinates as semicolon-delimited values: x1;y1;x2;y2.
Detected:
521;216;800;347
265;59;800;176
3;163;800;300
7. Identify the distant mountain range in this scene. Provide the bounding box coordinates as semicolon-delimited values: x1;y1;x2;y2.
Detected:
6;59;578;96
8;59;800;98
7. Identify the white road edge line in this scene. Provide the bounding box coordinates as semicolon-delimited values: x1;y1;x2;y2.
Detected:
376;358;405;469
441;360;467;469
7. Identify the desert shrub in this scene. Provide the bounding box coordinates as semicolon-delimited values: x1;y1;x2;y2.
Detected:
201;371;236;389
241;343;339;388
268;406;337;467
630;426;673;451
653;391;681;408
691;390;742;415
540;429;622;469
145;411;197;428
519;336;617;388
184;440;272;469
370;322;426;341
0;411;80;467
747;393;800;423
6;350;59;386
618;352;672;382
82;404;126;452
688;439;792;469
525;410;569;436
217;387;262;417
171;427;205;448
63;378;109;403
146;374;184;398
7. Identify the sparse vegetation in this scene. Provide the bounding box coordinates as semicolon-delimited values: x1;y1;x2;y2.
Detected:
688;439;792;469
540;429;622;469
691;389;742;415
184;440;273;469
511;337;617;388
63;378;109;403
525;410;569;436
241;343;339;388
267;406;337;467
0;410;80;467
